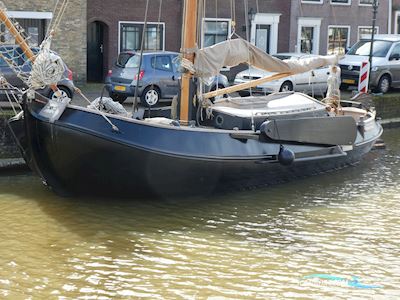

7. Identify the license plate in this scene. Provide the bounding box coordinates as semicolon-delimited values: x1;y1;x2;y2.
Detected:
342;79;356;84
114;85;126;92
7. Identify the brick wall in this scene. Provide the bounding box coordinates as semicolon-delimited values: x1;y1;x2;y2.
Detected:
87;0;183;75
87;0;291;81
1;0;87;84
290;0;390;54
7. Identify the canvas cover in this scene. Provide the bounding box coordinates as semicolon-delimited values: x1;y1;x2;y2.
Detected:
194;39;338;78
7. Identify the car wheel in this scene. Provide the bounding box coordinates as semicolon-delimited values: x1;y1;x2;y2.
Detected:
49;86;72;100
375;75;391;94
141;86;160;107
210;84;227;102
280;81;293;92
109;92;128;104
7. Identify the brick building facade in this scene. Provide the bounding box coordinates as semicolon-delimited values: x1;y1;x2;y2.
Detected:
87;0;291;82
290;0;390;55
2;0;87;84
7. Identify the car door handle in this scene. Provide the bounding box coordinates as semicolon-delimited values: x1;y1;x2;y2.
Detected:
172;75;181;81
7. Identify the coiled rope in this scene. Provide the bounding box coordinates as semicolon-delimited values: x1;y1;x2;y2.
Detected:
28;36;65;90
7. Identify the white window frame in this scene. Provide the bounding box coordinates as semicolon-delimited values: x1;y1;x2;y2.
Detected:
201;18;232;48
395;11;400;34
357;26;379;40
330;0;351;5
118;21;166;54
250;13;280;55
7;11;53;19
359;0;373;6
301;0;323;4
327;25;351;55
297;18;322;54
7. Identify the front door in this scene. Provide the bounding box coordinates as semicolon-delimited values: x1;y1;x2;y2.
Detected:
87;21;104;82
255;25;271;53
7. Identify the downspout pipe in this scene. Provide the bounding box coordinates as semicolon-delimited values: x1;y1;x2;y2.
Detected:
389;0;392;34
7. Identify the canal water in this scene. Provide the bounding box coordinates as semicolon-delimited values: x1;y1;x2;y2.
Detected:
0;129;399;299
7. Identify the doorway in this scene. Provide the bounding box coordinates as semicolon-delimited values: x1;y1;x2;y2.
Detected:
87;21;106;82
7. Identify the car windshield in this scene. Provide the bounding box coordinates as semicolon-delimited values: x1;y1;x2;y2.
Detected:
347;40;393;57
117;53;140;68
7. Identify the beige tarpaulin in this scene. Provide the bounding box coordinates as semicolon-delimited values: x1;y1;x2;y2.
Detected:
194;38;338;78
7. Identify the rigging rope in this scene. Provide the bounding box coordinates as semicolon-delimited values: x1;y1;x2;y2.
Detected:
132;0;150;112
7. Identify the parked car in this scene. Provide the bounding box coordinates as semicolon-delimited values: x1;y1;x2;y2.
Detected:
105;51;229;106
234;53;336;97
0;45;75;100
340;34;400;93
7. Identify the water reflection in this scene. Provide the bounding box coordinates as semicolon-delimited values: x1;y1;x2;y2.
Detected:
0;129;399;298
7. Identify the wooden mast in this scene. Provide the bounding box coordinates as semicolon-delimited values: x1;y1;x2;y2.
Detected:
179;0;198;125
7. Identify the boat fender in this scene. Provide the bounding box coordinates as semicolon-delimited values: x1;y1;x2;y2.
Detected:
278;145;295;166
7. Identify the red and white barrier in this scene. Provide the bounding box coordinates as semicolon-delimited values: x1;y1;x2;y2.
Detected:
358;61;370;93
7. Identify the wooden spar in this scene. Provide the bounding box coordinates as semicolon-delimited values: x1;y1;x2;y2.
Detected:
0;8;35;62
202;71;293;99
179;0;198;125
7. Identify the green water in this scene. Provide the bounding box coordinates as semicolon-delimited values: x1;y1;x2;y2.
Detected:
0;129;399;299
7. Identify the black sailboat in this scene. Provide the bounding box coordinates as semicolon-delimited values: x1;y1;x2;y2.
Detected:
2;1;382;198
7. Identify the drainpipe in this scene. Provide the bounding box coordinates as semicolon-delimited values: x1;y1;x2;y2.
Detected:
388;0;392;34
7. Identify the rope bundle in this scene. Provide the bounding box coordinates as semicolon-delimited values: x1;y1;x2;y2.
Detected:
28;47;65;90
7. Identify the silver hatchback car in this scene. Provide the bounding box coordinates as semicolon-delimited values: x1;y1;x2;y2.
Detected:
105;51;229;106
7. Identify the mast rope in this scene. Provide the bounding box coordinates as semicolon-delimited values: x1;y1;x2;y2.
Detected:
132;0;150;112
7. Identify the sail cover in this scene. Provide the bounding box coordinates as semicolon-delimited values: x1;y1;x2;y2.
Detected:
194;39;338;78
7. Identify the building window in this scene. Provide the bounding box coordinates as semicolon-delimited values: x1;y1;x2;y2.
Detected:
327;26;350;55
0;18;46;46
396;11;400;34
202;19;230;47
119;22;164;52
301;27;314;53
358;26;379;40
297;18;321;54
331;0;351;5
301;0;323;3
359;0;373;5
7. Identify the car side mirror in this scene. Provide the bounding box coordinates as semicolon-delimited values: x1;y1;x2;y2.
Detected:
390;53;400;61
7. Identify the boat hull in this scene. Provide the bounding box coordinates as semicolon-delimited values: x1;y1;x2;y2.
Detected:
12;100;382;198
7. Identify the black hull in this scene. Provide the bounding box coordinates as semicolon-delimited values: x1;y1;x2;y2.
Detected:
11;100;382;198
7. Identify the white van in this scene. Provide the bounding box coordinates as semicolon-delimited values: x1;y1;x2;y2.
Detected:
339;34;400;93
